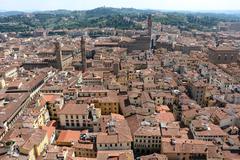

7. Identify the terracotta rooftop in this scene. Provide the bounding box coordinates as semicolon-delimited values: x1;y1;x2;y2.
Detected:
41;125;56;141
56;130;86;144
140;153;168;160
191;120;227;137
97;150;134;160
161;137;221;158
155;112;175;123
134;125;161;137
58;103;89;115
97;114;133;144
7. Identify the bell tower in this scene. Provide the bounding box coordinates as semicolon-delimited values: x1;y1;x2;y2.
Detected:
81;36;87;73
54;41;63;70
147;14;152;37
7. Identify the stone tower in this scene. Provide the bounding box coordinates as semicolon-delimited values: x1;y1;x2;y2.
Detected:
54;41;63;71
81;36;86;73
113;61;120;76
147;14;152;37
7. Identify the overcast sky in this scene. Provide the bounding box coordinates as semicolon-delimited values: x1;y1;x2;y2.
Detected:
0;0;240;11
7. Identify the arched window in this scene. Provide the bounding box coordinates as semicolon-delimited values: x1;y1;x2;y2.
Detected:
224;54;227;60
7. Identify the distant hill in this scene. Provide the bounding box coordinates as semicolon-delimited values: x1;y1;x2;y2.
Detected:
34;9;77;15
0;8;240;17
0;11;25;16
0;7;153;17
85;7;153;17
0;7;240;33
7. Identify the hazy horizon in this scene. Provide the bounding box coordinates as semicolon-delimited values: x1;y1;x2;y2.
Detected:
0;0;240;12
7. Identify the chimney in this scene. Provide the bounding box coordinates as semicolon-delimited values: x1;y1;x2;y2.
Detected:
81;36;87;73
